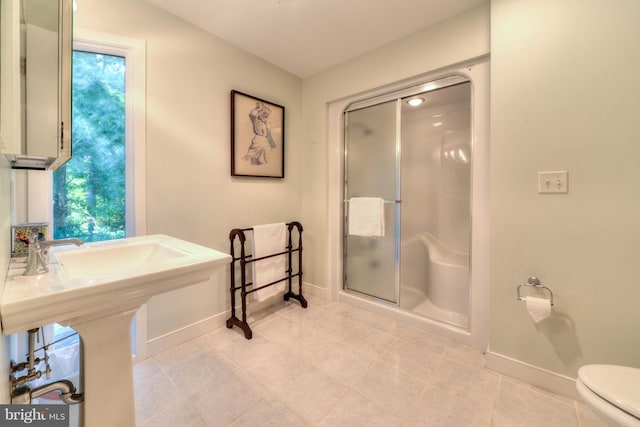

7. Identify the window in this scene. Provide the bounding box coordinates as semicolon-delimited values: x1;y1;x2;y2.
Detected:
42;30;147;244
53;51;126;242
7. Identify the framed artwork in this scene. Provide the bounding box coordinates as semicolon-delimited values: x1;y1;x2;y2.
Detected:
11;222;49;257
231;90;285;178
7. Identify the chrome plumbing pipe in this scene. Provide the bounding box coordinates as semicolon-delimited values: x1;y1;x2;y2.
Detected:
30;379;84;405
11;380;84;405
27;328;37;375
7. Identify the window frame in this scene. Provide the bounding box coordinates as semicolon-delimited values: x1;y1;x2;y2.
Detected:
72;29;147;239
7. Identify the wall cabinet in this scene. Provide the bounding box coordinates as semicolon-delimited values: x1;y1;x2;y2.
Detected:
0;0;72;170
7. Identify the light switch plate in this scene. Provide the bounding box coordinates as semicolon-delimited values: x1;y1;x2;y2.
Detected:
538;171;568;194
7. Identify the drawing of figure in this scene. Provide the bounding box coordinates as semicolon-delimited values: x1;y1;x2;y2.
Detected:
244;102;277;165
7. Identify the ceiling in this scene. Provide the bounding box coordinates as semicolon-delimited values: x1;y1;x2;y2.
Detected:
145;0;487;78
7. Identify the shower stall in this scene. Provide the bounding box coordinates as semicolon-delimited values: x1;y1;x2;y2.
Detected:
343;75;473;330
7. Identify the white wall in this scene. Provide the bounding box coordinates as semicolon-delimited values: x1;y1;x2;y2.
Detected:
0;157;12;402
75;0;303;341
490;0;640;378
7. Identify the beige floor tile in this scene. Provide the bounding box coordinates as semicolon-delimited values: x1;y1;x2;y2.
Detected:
396;324;454;354
381;337;443;380
278;302;329;325
216;330;273;360
165;350;236;395
195;325;250;354
311;312;360;341
134;371;179;424
133;358;162;384
343;324;397;358
271;367;349;424
219;332;280;363
189;365;266;427
353;360;426;416
153;339;208;371
228;397;308;427
429;357;500;412
281;326;338;365
576;404;615;427
252;313;307;346
493;378;578;427
138;400;205;427
315;342;377;387
443;341;486;370
346;309;401;335
304;293;330;307
404;384;492;427
318;390;403;427
322;300;358;316
234;339;313;391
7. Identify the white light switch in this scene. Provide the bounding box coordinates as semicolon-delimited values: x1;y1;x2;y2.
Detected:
538;171;568;194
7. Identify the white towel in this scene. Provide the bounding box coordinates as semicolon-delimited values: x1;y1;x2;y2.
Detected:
252;223;287;301
348;197;385;237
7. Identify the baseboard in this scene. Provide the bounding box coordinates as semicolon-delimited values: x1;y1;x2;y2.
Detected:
143;282;325;357
301;281;330;301
145;311;229;357
485;350;579;400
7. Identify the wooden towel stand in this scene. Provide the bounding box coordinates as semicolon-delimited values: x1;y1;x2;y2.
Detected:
226;221;307;339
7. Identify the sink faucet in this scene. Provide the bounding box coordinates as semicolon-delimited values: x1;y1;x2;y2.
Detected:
23;230;83;276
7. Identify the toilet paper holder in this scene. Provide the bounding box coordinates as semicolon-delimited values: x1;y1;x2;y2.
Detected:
516;276;554;306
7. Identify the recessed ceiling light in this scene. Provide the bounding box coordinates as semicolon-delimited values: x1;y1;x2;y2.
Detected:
406;97;425;107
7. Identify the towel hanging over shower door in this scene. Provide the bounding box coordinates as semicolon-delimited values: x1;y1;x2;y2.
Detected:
348;197;385;237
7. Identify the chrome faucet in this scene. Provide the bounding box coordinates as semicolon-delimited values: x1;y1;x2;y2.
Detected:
23;230;83;276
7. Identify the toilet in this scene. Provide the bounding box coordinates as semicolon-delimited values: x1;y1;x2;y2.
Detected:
577;364;640;427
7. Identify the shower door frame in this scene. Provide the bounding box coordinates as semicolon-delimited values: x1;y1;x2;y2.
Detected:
343;99;403;304
342;74;472;307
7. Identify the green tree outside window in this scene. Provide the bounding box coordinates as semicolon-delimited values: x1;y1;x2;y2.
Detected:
53;51;126;242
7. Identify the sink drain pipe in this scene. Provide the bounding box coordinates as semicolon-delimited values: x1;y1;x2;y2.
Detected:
11;379;84;405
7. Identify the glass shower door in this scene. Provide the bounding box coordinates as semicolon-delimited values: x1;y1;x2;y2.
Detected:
344;100;399;303
343;75;473;326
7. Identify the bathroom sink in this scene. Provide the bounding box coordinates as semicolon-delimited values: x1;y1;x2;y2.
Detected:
1;234;231;427
0;234;231;334
54;237;195;279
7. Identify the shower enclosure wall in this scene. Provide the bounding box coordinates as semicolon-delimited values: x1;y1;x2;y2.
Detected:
343;76;472;330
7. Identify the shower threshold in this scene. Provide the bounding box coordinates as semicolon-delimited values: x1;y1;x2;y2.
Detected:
343;286;469;331
400;285;469;330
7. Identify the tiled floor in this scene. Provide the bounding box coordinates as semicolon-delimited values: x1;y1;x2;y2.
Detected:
133;295;611;426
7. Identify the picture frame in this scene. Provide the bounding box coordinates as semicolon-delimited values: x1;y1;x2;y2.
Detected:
231;90;285;178
11;222;49;257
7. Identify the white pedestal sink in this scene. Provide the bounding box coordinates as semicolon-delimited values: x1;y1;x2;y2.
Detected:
1;235;231;427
